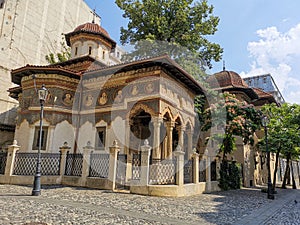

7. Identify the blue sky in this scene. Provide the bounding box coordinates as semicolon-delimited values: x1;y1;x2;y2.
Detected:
85;0;300;104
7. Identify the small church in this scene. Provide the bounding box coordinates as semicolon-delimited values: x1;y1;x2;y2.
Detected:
9;20;202;164
5;19;292;196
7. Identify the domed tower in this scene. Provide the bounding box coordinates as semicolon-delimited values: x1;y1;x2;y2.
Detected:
65;22;117;65
207;70;258;102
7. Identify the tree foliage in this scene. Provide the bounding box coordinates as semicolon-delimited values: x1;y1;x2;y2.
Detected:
45;37;71;64
260;103;300;189
202;92;262;158
115;0;223;69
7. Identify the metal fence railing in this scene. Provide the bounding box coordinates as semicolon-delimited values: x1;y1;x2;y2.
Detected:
13;152;61;176
65;153;83;176
199;159;206;182
132;153;141;180
89;153;109;178
0;152;7;175
149;158;177;185
184;159;193;184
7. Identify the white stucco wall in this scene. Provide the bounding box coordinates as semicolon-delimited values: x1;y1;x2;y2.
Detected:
51;120;76;153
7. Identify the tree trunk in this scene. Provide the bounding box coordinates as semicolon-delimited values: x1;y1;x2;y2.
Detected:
282;156;290;189
290;161;297;189
272;149;280;192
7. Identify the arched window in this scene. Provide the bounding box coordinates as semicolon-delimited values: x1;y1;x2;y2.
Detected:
88;46;92;55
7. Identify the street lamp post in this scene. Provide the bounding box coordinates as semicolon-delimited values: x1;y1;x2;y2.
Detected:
261;115;275;200
32;84;48;196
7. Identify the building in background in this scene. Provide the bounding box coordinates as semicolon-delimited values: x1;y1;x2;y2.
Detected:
243;74;285;105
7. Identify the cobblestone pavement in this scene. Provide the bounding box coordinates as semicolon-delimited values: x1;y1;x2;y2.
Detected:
0;184;299;225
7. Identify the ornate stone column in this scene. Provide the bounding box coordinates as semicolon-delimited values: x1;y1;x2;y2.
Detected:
166;121;175;159
186;128;193;159
192;151;200;184
124;120;131;155
174;146;185;187
140;139;152;186
151;117;163;159
205;155;212;192
108;140;120;191
177;125;185;149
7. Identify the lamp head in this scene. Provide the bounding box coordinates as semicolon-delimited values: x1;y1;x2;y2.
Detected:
38;84;48;102
261;115;269;127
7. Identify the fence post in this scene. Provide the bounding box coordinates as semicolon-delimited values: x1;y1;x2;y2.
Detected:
4;140;20;181
174;146;185;186
59;142;71;178
108;140;120;191
192;150;199;184
81;141;94;185
140;139;151;186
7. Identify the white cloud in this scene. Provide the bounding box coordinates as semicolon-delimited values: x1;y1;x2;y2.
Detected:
241;23;300;103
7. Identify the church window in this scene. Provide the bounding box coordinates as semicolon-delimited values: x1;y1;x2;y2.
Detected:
102;50;105;59
88;46;92;55
75;47;78;56
32;126;48;150
0;0;5;9
96;127;106;150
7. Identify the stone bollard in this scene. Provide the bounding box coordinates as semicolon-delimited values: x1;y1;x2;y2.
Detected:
192;150;200;184
108;140;120;191
59;142;71;177
81;141;94;185
3;140;20;183
173;145;185;187
140;139;151;186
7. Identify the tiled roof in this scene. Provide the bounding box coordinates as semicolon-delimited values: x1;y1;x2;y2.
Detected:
207;70;258;100
74;22;110;38
207;70;249;89
65;22;116;48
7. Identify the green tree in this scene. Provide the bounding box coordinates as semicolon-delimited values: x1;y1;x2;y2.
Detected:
202;92;262;190
260;103;300;190
115;0;223;69
202;92;262;159
45;37;71;64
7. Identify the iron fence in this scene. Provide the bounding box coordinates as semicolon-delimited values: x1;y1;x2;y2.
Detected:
116;154;127;189
132;153;141;180
184;159;193;184
211;160;217;181
149;158;176;185
13;152;61;176
0;152;7;175
89;153;109;178
199;159;206;182
65;153;83;176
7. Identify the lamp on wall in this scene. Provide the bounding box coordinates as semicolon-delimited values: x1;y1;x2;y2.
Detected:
32;84;48;196
261;115;274;200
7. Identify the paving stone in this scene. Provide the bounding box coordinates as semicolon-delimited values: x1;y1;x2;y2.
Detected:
0;184;299;225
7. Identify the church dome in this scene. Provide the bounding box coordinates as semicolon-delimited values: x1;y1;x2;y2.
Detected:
207;70;249;89
206;70;258;100
73;22;110;38
65;22;116;48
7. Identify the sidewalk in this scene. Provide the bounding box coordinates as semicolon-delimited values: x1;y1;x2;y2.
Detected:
233;188;300;225
0;184;299;224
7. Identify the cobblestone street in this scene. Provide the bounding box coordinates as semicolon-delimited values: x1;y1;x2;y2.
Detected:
0;185;299;225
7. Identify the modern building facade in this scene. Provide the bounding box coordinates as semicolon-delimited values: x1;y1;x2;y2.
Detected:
243;74;285;105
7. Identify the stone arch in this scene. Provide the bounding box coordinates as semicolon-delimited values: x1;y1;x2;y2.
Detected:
161;107;174;121
174;112;184;126
126;103;156;121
